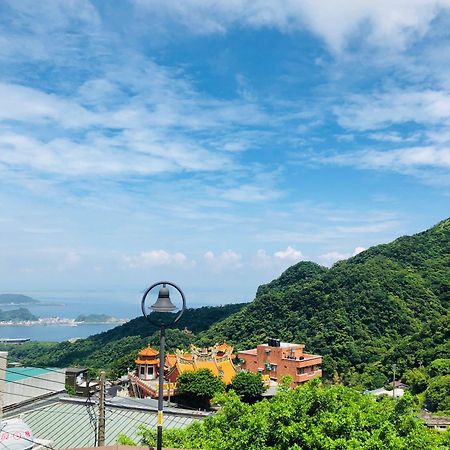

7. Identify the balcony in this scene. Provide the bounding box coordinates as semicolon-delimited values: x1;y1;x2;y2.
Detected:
295;370;322;384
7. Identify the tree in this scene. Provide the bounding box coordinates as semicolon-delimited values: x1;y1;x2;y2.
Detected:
130;380;446;450
230;371;265;401
429;359;450;377
404;367;428;394
426;375;450;412
177;368;225;407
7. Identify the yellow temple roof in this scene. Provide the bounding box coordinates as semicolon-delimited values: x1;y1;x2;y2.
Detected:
173;343;237;384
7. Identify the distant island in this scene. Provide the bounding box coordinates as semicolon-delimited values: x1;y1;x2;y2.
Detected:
0;308;38;321
0;294;39;305
0;310;128;326
75;314;124;323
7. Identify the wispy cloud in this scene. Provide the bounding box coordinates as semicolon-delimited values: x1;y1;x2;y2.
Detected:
314;147;450;185
335;90;450;131
132;0;450;53
204;250;242;272
123;250;192;268
318;246;366;266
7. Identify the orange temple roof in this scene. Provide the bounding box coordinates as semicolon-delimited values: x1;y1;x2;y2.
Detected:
137;347;159;357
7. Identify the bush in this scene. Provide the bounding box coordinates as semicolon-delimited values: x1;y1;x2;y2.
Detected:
426;375;450;412
177;368;225;407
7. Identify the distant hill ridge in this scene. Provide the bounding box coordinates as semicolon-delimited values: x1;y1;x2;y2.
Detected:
0;294;39;304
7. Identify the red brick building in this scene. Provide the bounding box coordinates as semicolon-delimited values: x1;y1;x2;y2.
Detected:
238;338;322;386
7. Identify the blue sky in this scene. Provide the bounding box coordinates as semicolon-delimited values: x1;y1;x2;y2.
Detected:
0;1;449;306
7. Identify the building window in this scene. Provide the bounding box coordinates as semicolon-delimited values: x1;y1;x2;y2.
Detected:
140;366;145;377
270;364;277;372
297;367;305;375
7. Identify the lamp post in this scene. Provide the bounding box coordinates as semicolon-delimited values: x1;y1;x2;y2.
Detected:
141;281;186;450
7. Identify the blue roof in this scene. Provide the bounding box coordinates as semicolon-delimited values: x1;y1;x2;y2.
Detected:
5;367;58;383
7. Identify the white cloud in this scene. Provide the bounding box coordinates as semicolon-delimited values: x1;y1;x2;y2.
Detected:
352;246;366;256
204;249;242;271
318;246;366;266
273;245;303;262
335;90;450;131
253;246;303;270
0;82;96;128
220;185;281;202
320;147;450;171
133;0;450;53
318;251;349;266
123;250;190;268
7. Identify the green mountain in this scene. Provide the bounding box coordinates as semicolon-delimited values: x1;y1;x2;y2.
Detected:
0;308;38;321
0;294;39;304
199;218;450;386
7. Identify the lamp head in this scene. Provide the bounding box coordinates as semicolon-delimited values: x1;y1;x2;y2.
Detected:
150;284;177;313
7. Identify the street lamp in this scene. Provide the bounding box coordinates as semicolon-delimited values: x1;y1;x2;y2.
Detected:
141;281;186;450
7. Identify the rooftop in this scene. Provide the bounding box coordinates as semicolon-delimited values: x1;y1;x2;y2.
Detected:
5;397;201;449
5;367;61;383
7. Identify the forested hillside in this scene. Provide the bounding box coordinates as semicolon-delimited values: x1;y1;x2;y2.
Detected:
199;218;450;387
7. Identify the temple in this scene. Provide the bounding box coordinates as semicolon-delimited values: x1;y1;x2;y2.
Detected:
128;339;322;398
129;343;237;398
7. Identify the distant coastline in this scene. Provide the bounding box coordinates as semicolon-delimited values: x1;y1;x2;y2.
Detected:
0;298;128;327
0;317;128;327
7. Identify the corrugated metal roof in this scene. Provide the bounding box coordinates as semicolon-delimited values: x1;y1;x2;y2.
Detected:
9;401;199;449
5;367;57;383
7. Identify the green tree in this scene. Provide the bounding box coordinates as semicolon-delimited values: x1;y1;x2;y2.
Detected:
230;371;265;401
360;362;388;389
130;380;446;450
429;358;450;377
177;368;225;407
426;375;450;412
404;367;428;394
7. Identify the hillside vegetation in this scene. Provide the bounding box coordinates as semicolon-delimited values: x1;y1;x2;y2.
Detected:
199;218;450;387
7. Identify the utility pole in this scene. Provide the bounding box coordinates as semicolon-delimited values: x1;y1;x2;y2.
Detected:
98;371;106;447
392;364;396;399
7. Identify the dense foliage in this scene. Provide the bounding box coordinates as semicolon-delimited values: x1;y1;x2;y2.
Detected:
229;371;266;401
199;218;450;391
427;375;450;412
177;368;225;407
122;381;449;449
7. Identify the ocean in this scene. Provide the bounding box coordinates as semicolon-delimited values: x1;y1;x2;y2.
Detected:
0;291;143;342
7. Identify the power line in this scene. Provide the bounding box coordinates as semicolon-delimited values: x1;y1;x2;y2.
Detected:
86;390;98;447
0;368;66;388
0;354;67;375
0;376;65;393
